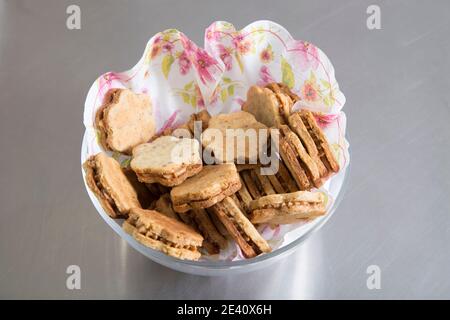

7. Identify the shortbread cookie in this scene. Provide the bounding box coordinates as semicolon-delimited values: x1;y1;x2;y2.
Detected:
123;208;203;260
278;134;311;190
288;112;327;177
298;110;340;174
249;191;326;225
202;111;268;163
131;136;202;187
209;197;271;258
242;85;285;128
191;209;228;254
279;125;321;188
235;176;253;214
123;167;156;209
83;153;141;218
265;82;299;121
96;89;155;154
170;164;241;213
242;83;299;128
154;194;180;220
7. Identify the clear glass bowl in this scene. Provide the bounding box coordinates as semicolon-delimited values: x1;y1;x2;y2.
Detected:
81;132;349;276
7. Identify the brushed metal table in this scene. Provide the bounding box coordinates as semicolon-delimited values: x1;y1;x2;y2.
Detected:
0;0;449;299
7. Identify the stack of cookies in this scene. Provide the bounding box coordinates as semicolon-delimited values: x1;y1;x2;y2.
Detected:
84;83;341;261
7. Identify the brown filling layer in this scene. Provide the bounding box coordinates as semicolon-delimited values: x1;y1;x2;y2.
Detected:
301;116;333;172
134;221;197;251
175;181;240;206
258;200;320;210
224;211;261;255
191;215;219;251
279;128;317;186
91;162;120;215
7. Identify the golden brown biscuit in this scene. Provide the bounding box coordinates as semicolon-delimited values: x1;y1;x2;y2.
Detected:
154;194;180;220
191;209;228;254
288;112;327;177
170;164;241;213
266;173;286;194
275;162;298;193
249;191;326;225
278;136;311;190
279;125;321;188
209;197;271;258
96;89;155;154
240;170;261;199
123;167;156;209
242;85;285;128
123;208;203;260
131;136;202;187
252;169;276;196
298;110;340;174
83;153;141;218
187;110;211;135
265;83;298;121
202;111;268;164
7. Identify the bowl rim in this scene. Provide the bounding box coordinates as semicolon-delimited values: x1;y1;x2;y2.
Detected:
81;131;350;272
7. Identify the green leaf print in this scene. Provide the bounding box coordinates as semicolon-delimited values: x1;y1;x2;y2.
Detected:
184;81;194;91
281;57;295;89
227;85;235;96
220;88;228;102
190;95;197;108
182;93;190;104
321;79;331;89
162;54;175;79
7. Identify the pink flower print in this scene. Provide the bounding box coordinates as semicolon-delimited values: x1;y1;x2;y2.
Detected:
153;35;162;45
150;44;162;59
260;45;274;64
257;66;275;86
206;29;222;42
301;79;321;102
162;41;174;53
193;50;219;84
291;41;320;71
217;44;233;71
178;51;191;75
180;33;196;54
313;112;338;129
232;34;252;55
159;110;180;134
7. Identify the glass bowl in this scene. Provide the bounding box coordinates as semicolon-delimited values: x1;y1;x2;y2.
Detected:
81;132;349;276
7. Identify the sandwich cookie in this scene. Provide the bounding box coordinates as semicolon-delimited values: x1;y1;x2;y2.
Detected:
131;136;202;187
95;88;155;154
83;152;141;218
123;208;204;260
123;167;156;209
279;125;322;188
249;191;326;225
209;197;271;258
202;111;268;164
170;164;241;213
242;83;299;128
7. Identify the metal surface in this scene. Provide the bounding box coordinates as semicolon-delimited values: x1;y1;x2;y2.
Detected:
0;0;449;299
